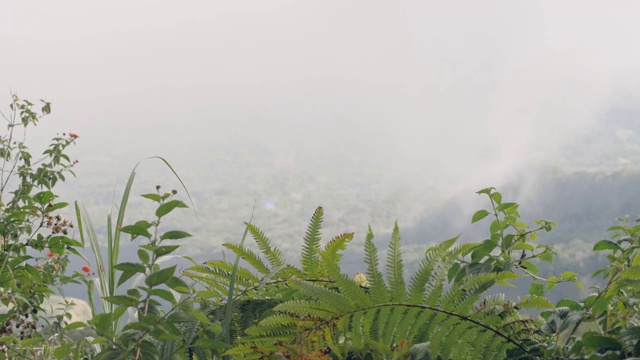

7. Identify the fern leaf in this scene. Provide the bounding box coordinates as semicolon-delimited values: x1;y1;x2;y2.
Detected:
320;232;353;267
364;226;390;304
289;279;354;314
386;222;406;302
407;235;460;303
222;243;270;275
274;299;338;320
246;222;286;269
300;206;324;277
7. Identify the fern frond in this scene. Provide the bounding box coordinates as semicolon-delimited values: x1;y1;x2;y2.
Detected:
246;222;286;269
386;222;406;302
320;232;353;267
222;243;270;275
515;294;554;310
364;226;390;304
274;300;339;320
289;279;354;313
407;235;460;303
300;206;324;277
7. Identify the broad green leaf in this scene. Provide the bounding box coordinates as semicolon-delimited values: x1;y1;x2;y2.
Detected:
491;191;502;204
103;295;140;307
547;276;558;292
138;249;150;264
593;240;622;252
582;333;622;352
556;299;581;311
166;276;190;293
160;230;192;240
53;342;74;359
120;224;151;239
529;283;544;296
520;260;538;274
496;202;518;212
33;191;55;205
145;265;176;287
141;193;163;202
149;288;176;303
114;262;146;273
64;321;86;331
153;245;180;256
47;202;68;212
471;210;491;224
114;262;146;286
156;200;188;218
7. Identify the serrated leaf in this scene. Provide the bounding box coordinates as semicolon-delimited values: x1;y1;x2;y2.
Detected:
529;283;544;296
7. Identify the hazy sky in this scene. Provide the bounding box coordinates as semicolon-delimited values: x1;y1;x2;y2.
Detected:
2;1;640;227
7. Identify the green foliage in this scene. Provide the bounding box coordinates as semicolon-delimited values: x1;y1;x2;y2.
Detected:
0;95;86;358
11;93;640;360
513;216;640;359
188;189;565;359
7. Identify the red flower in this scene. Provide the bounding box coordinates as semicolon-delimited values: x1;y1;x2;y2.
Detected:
69;132;79;139
81;265;91;274
46;251;55;258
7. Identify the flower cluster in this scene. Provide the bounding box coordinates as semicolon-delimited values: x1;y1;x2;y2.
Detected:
41;213;74;235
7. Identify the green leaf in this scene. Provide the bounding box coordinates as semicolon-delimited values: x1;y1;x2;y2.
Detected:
114;262;146;286
490;191;502;205
149;288;176;303
153;245;180;256
145;265;177;287
120;224;152;239
582;333;623;352
33;190;55;205
138;249;150;264
529;283;544;297
496;202;518;212
156;200;188;218
166;276;190;293
104;295;140;307
160;230;192;241
520;260;538;274
471;210;491;224
593;240;622;252
547;276;558;292
141;193;163;202
64;321;87;331
47;202;68;212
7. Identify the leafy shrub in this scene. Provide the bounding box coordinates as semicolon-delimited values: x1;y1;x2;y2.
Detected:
0;95;83;358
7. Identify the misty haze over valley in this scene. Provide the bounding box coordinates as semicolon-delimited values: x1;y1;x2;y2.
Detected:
3;1;640;305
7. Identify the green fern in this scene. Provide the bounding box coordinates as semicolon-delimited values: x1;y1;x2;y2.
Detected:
300;206;324;277
187;198;556;359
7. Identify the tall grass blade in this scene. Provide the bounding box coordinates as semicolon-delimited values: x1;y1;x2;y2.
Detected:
222;201;256;356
